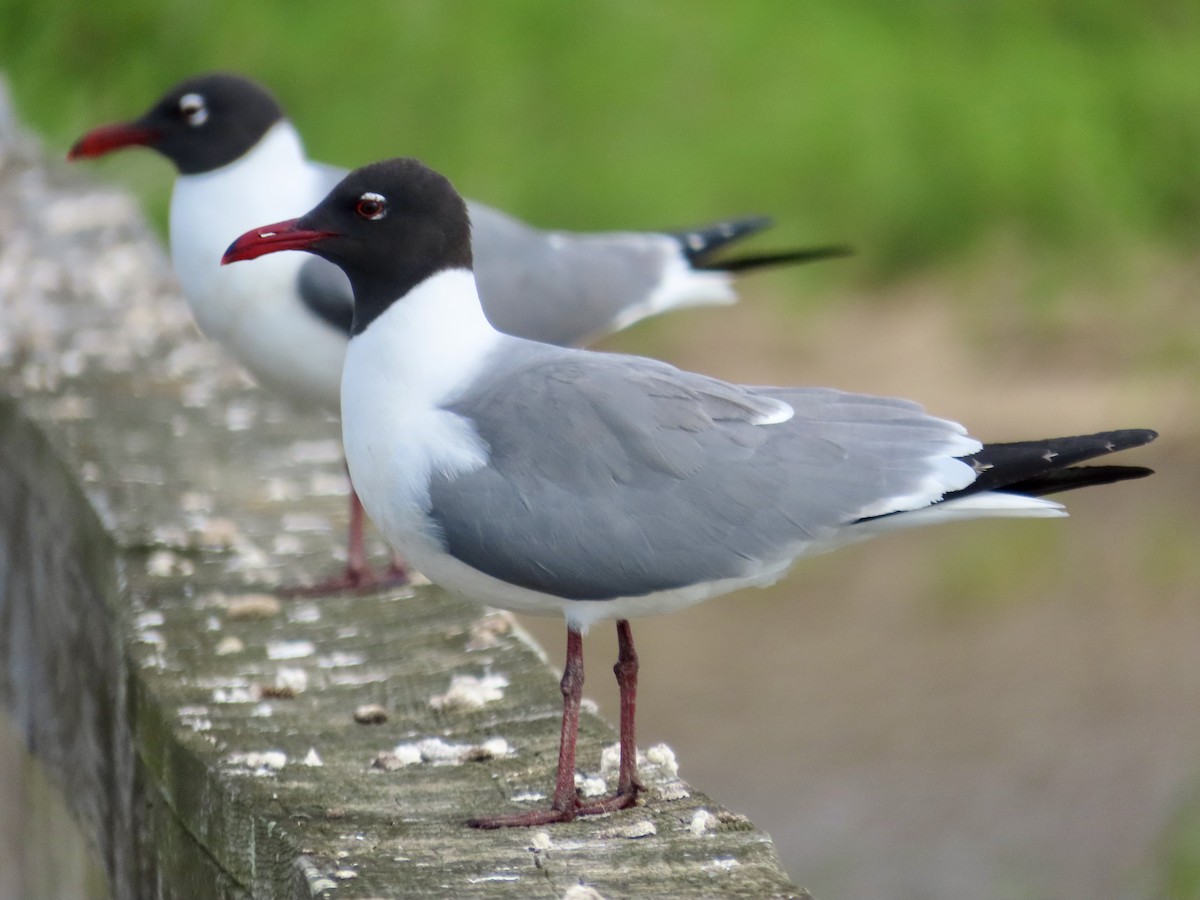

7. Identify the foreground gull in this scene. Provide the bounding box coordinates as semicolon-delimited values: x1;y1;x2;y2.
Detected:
222;158;1156;827
70;72;848;591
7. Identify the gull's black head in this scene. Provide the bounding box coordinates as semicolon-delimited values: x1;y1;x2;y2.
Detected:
69;73;284;175
223;158;473;335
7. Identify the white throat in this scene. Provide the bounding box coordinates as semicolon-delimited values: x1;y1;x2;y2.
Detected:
344;268;502;409
170;120;318;263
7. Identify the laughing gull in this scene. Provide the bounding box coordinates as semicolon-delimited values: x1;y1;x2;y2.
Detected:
223;157;1156;827
69;72;848;592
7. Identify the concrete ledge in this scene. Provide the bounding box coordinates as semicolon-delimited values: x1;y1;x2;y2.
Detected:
0;96;809;897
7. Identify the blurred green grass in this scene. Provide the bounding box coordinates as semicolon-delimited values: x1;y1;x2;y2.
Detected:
1157;780;1200;900
1;0;1197;297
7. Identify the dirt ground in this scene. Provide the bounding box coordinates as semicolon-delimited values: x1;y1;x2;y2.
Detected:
521;267;1200;900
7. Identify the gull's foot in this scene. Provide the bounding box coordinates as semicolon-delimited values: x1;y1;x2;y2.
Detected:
277;562;410;598
576;785;642;817
467;785;642;829
466;806;578;829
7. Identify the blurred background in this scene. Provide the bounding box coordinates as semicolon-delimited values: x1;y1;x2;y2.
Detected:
1;1;1198;897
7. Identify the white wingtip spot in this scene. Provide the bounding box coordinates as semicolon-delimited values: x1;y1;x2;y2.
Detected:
754;399;794;426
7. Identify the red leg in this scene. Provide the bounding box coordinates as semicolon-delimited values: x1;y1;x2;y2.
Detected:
345;484;411;586
344;487;372;583
384;547;411;583
576;618;642;815
468;628;586;828
280;483;410;596
613;618;643;797
469;622;643;827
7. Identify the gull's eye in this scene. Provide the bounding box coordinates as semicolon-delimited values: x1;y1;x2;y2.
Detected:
179;93;208;126
355;192;388;221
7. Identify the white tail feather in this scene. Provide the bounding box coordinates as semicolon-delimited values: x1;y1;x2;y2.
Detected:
854;492;1066;538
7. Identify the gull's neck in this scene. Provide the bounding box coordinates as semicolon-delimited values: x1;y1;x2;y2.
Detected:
171;121;317;237
345;268;503;408
189;118;308;182
168;121;324;322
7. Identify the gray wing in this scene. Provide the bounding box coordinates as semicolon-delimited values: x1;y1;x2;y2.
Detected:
467;201;692;347
429;349;977;601
295;257;354;335
293;161;355;335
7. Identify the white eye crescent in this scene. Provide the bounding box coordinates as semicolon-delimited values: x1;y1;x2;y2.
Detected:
179;92;208;126
355;192;388;220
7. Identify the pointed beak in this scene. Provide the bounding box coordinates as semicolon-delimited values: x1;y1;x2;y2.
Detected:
221;218;339;265
68;121;163;160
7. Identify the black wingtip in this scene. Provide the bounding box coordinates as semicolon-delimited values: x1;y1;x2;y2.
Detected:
1113;428;1158;448
672;215;775;264
1070;428;1158;449
702;243;855;273
1000;464;1156;498
670;215;853;274
957;428;1158;500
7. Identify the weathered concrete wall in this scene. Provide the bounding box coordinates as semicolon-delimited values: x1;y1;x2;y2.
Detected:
0;397;137;899
0;87;810;898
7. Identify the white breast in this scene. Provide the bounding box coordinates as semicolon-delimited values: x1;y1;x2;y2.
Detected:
169;122;347;411
340;269;500;561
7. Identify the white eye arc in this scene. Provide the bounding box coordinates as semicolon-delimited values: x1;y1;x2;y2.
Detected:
179;93;208;126
355;192;388;221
